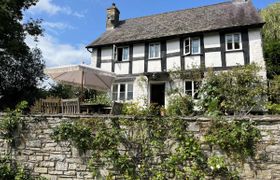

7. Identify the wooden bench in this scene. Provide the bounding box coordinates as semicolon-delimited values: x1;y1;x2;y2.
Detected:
41;98;61;114
61;98;80;114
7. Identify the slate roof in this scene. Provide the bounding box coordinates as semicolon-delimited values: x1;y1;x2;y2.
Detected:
87;1;264;48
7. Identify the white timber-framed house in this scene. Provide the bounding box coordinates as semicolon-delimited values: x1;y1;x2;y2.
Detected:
86;0;266;107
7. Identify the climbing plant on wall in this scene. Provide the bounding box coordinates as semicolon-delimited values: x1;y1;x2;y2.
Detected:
52;115;261;179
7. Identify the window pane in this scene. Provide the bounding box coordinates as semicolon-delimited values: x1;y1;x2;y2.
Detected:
185;39;190;54
185;81;192;91
149;44;154;58
119;92;125;101
226;35;233;50
120;84;125;92
192;38;200;54
234;34;240;49
112;93;118;101
127;92;133;100
127;84;133;92
113;84;118;93
122;47;129;60
117;48;123;61
155;44;160;58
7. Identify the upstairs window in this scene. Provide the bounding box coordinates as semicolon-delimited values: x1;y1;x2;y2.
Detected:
112;83;133;101
185;80;201;99
115;46;129;61
226;33;242;51
149;43;161;59
184;37;201;55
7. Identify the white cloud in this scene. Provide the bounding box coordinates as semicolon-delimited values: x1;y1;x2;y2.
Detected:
26;34;91;67
28;0;85;17
43;22;74;30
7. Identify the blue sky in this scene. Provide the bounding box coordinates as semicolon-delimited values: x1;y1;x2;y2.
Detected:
24;0;277;67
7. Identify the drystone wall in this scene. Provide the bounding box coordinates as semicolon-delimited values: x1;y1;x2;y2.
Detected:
0;115;280;180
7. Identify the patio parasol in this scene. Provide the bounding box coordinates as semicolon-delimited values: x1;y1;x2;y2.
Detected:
44;64;116;92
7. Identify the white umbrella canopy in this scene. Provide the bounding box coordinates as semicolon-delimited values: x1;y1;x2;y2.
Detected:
44;64;116;92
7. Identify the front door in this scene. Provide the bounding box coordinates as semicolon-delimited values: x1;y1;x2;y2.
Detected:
150;83;165;106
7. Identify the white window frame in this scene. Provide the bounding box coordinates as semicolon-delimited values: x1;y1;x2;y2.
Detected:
114;46;130;61
184;37;201;55
184;80;201;99
225;33;242;51
112;83;133;101
149;42;161;59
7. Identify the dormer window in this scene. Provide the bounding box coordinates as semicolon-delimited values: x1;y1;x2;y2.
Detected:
184;37;201;55
149;43;161;59
226;33;242;51
116;46;129;61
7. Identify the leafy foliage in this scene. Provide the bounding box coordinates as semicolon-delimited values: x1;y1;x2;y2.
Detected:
52;116;261;179
166;94;194;116
199;64;266;115
260;2;280;78
0;101;28;147
205;119;261;161
52;121;94;153
0;156;46;180
0;0;45;109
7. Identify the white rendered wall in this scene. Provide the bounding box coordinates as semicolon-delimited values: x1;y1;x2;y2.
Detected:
226;52;244;66
133;76;148;106
91;49;97;67
167;56;181;71
101;62;112;72
248;28;266;79
101;47;112;60
133;44;145;58
148;60;161;72
166;39;180;54
132;60;145;74
115;63;129;74
205;52;222;67
184;56;201;69
204;32;220;48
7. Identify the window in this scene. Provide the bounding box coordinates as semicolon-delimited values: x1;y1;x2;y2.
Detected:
185;81;201;99
116;46;129;61
149;43;161;59
184;37;201;55
226;33;242;51
112;83;133;101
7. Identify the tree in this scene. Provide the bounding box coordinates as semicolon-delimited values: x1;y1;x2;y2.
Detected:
260;2;280;78
0;0;45;109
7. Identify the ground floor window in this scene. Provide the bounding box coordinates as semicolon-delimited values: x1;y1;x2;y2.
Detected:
112;83;133;101
185;80;201;99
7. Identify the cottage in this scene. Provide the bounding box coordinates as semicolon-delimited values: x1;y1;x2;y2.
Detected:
86;0;266;107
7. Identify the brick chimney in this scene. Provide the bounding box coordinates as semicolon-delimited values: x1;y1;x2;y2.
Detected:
106;3;120;30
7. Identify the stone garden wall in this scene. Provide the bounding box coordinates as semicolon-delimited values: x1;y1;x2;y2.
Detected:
0;114;280;179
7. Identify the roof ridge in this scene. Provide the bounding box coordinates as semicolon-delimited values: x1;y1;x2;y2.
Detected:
120;1;232;22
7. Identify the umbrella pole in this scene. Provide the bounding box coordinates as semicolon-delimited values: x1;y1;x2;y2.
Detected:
81;70;84;102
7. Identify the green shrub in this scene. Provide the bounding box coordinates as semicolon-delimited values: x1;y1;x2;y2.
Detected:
166;94;194;116
199;64;266;115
